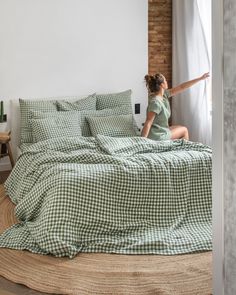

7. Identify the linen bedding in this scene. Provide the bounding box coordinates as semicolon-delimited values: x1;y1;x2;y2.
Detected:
0;135;212;258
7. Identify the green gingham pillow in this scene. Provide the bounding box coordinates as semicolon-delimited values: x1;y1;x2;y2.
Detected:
20;94;96;144
76;106;140;137
86;114;137;137
96;89;132;110
56;93;96;111
19;99;57;144
30;112;82;143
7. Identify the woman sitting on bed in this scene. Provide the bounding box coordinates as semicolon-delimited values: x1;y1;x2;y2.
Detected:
141;72;210;141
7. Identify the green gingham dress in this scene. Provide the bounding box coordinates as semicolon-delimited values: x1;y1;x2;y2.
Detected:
147;90;171;141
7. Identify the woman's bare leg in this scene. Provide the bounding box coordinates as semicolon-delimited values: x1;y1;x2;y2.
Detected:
170;125;189;140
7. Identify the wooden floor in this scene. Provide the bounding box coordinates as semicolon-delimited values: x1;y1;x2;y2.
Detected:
0;276;48;295
0;170;11;184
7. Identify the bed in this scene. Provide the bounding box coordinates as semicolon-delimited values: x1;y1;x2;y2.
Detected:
0;90;212;258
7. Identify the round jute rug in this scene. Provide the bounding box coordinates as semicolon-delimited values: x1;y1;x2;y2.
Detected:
0;185;212;295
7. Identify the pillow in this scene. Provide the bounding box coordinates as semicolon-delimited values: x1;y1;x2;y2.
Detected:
56;93;96;111
86;114;138;137
19;94;96;144
96;89;132;110
76;106;140;137
19;99;57;144
30;112;82;143
29;110;81;142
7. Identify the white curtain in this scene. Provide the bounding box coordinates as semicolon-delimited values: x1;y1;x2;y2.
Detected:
172;0;212;145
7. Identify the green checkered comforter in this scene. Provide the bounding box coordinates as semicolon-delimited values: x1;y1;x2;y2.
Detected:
0;136;212;258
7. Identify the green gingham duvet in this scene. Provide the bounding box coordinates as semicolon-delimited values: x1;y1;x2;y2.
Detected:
0;136;212;258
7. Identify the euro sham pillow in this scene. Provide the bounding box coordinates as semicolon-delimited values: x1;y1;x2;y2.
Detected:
96;89;132;110
55;93;96;111
30;112;82;143
86;114;137;137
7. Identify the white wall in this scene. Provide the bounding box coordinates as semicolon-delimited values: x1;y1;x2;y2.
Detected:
0;0;148;169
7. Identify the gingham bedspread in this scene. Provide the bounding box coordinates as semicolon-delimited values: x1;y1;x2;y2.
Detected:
0;135;212;258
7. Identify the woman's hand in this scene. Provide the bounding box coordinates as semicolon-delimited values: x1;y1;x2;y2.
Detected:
200;72;210;80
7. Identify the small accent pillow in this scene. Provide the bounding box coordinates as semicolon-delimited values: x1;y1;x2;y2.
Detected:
86;114;137;137
30;112;82;143
76;106;140;137
56;93;96;111
96;89;132;110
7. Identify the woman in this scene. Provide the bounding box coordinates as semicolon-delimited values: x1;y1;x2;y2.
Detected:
141;73;210;141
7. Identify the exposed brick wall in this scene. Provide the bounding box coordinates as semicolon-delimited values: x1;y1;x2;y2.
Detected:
148;0;172;87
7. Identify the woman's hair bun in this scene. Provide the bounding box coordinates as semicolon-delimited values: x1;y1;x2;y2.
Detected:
144;75;155;84
144;75;153;83
144;73;164;94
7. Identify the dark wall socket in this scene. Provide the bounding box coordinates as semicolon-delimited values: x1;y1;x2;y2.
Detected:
135;103;140;114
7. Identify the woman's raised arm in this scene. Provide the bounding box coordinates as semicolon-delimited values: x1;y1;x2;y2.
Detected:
169;72;210;97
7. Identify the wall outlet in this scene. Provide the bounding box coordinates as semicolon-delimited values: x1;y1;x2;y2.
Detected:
135;103;140;114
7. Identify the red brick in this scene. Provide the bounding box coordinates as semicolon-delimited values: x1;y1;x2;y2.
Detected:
148;0;172;86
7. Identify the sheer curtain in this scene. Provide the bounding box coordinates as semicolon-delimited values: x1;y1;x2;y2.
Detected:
172;0;212;145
